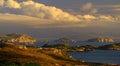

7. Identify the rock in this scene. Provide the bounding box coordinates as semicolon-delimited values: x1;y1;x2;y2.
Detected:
87;37;114;42
42;48;62;54
0;33;36;44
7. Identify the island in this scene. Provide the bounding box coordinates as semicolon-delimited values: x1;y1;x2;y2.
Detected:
0;33;36;44
54;38;77;43
98;43;120;50
87;37;114;42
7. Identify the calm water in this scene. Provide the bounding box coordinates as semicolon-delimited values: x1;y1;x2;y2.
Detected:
68;50;120;64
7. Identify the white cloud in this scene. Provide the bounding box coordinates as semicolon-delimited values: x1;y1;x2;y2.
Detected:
5;0;21;8
77;14;119;22
20;0;80;22
0;13;120;29
82;2;92;10
98;15;117;22
83;15;96;19
0;0;119;29
77;14;96;21
81;2;98;14
0;0;80;22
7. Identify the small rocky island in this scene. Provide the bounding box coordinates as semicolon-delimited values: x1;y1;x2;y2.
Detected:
87;37;114;42
98;43;120;50
54;38;77;43
0;33;36;44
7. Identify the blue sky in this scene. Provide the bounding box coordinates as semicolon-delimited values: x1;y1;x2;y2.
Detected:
0;0;120;41
34;0;120;15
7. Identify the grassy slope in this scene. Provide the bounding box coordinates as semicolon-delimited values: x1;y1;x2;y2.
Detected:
0;43;75;66
0;43;115;66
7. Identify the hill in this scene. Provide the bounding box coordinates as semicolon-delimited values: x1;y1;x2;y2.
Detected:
54;38;77;43
87;37;114;42
0;33;36;44
0;42;74;66
98;43;120;50
0;42;110;66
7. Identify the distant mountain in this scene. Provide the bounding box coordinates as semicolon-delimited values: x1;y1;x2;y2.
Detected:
87;37;114;42
0;33;36;44
54;38;77;43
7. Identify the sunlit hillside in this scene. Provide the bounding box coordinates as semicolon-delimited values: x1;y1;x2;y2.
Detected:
0;42;109;66
0;33;36;44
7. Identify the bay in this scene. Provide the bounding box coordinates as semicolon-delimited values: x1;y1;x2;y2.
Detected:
68;50;120;64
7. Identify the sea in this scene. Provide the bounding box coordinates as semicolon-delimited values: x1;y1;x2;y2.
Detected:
33;42;120;64
68;50;120;64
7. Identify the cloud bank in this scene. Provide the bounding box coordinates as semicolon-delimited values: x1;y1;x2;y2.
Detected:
5;0;21;8
0;0;120;28
0;0;80;22
81;2;98;14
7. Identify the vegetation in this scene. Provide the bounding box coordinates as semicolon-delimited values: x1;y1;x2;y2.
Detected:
0;36;120;66
0;42;72;66
0;33;36;44
42;44;71;50
73;45;98;52
0;62;40;66
42;43;120;52
98;43;120;50
54;38;77;43
0;42;114;66
42;44;98;52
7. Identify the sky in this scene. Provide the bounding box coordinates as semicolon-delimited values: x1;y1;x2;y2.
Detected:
0;0;120;41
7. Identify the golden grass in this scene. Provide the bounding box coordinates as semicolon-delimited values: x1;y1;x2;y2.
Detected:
0;43;114;66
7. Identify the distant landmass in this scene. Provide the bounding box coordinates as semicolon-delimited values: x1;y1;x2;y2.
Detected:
87;37;114;42
98;43;120;50
0;33;36;44
54;38;77;43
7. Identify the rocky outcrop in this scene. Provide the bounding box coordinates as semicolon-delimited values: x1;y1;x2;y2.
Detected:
42;48;62;54
87;37;114;42
0;33;36;44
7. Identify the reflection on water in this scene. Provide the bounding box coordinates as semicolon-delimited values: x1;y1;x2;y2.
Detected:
68;50;120;64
